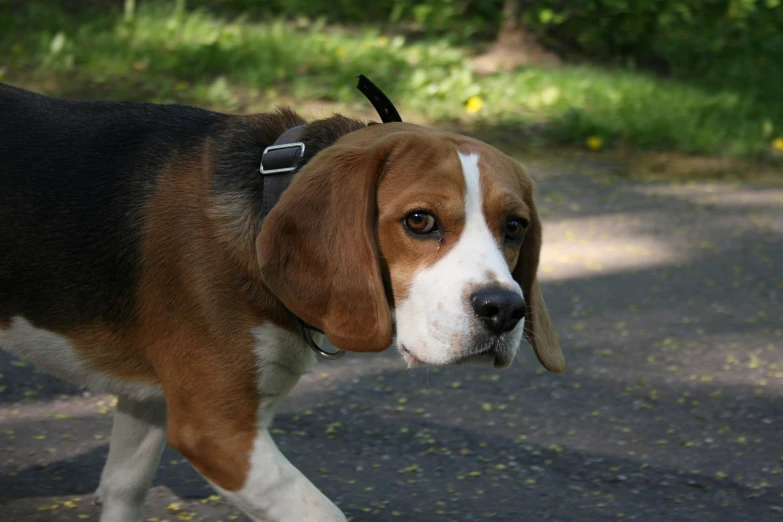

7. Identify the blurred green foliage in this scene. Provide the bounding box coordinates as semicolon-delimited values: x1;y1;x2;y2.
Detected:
522;0;783;98
189;0;504;38
203;0;783;95
0;0;781;159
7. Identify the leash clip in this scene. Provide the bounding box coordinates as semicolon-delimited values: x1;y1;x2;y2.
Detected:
296;319;345;360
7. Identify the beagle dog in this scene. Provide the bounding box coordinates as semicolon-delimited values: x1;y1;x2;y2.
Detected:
0;82;564;522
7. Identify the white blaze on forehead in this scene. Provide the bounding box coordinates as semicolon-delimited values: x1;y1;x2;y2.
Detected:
456;151;519;288
458;152;484;229
394;150;523;366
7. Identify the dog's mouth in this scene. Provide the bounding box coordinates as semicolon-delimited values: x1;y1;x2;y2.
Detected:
399;344;513;369
457;346;513;369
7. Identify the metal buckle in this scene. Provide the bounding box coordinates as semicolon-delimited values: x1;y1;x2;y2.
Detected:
259;142;306;175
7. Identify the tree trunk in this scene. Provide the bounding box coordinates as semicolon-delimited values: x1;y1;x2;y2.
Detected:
473;0;560;73
124;0;136;22
500;0;521;39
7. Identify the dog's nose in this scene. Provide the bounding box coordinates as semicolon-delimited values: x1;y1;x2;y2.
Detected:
471;288;526;335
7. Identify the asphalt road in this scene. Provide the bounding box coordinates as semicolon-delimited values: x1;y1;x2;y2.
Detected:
1;154;782;522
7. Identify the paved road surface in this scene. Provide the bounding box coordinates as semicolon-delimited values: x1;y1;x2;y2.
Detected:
1;154;782;521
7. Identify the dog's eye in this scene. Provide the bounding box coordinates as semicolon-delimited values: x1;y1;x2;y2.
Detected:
404;211;438;236
505;218;527;242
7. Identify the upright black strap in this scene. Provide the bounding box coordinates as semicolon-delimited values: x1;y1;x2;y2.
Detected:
357;74;403;123
259;75;402;219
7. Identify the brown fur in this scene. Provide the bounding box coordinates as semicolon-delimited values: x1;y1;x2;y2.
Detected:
259;122;563;369
456;140;565;372
376;132;470;304
3;104;563;496
495;160;566;373
257;131;397;352
134;148;269;488
470;139;563;372
48;146;268;489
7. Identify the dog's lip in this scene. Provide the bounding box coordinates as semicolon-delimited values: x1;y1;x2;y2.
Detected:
471;347;513;369
453;347;496;366
400;344;512;368
493;353;512;369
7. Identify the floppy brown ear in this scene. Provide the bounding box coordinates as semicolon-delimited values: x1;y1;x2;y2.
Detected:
513;185;566;373
256;141;392;352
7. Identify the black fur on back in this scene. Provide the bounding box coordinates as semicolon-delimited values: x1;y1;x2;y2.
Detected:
0;83;368;331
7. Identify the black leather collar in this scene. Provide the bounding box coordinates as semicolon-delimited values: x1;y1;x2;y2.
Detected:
259;124;308;217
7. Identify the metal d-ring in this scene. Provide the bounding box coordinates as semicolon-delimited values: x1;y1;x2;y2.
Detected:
299;321;345;360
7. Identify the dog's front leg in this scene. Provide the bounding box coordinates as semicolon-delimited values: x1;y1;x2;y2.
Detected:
167;396;345;522
210;428;346;522
161;326;346;522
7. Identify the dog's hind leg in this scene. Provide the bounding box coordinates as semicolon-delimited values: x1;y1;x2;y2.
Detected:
95;396;167;522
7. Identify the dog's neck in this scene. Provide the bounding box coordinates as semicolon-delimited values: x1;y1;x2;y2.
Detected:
207;110;370;330
258;115;370;217
294;115;370;166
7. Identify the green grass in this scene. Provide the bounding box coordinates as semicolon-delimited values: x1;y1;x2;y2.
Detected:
1;1;782;160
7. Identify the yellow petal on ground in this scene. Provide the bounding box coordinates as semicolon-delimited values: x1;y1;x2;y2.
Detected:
465;96;483;113
586;136;603;151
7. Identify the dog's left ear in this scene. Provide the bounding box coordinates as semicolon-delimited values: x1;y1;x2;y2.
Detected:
257;138;394;352
512;176;566;373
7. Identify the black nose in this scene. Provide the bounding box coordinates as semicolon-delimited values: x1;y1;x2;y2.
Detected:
471;288;526;335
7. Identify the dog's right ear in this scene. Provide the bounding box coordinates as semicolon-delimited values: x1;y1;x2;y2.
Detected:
512;171;565;373
256;139;394;352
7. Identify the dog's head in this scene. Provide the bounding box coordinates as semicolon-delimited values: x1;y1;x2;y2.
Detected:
257;123;564;372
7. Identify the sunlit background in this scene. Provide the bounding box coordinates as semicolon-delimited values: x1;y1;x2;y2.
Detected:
1;1;782;521
2;0;783;159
